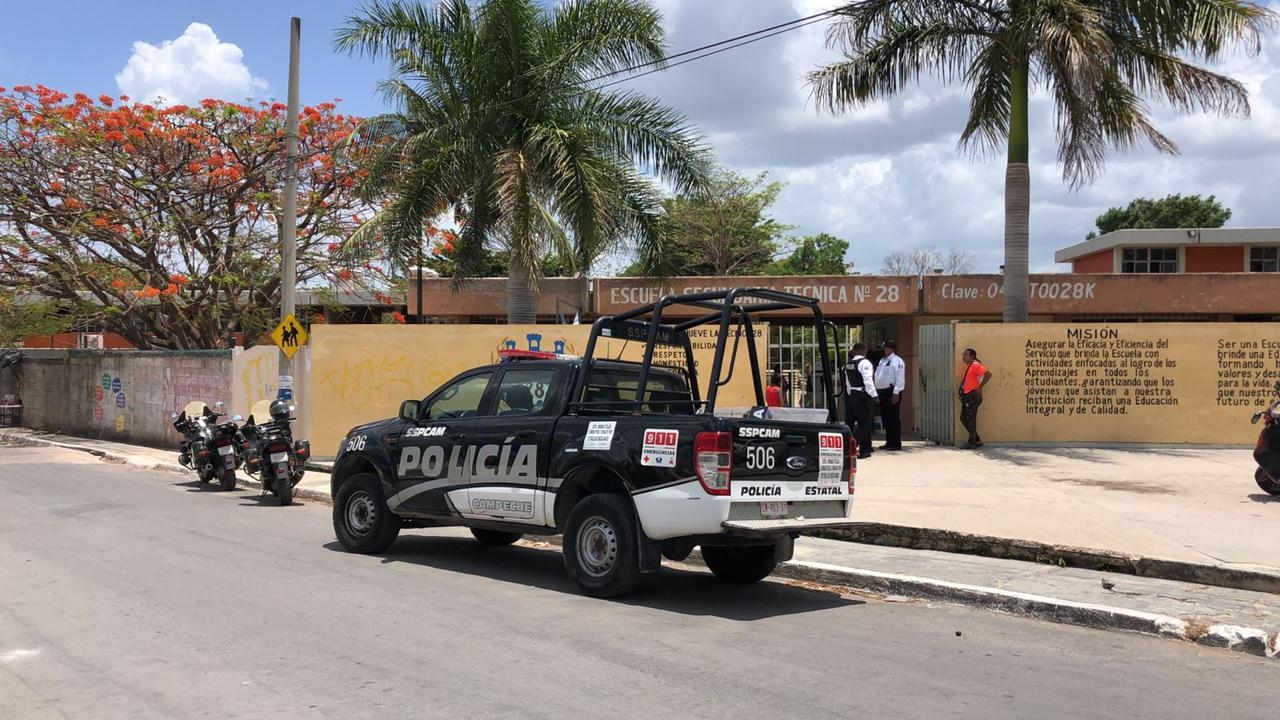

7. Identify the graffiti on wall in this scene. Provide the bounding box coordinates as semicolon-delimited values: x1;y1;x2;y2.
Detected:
236;346;278;414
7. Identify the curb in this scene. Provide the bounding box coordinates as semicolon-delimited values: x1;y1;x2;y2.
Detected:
762;556;1280;660
530;534;1280;661
1;430;331;505
810;523;1280;595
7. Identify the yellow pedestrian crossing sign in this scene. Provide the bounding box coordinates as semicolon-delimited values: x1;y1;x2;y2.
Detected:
271;313;308;359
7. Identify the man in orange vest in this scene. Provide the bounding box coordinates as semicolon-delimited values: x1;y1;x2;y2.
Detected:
959;348;992;449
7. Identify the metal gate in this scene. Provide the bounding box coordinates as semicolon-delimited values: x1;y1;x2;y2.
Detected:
917;323;955;446
768;324;860;411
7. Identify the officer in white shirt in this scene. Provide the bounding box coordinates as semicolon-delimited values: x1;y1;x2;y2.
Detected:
874;339;906;451
844;342;876;459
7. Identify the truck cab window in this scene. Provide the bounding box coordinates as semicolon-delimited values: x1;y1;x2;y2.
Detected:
423;373;493;420
497;369;557;416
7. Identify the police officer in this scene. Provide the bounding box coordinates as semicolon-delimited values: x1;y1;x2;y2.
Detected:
874;340;905;451
844;343;876;459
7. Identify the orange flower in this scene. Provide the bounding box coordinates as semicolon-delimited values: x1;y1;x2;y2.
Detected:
169;274;188;285
186;162;202;173
392;311;406;324
98;94;114;106
48;181;63;192
327;243;339;254
111;279;127;290
161;284;179;296
92;217;110;228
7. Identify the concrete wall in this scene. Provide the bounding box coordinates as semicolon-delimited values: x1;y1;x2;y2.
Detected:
305;324;768;458
15;349;233;448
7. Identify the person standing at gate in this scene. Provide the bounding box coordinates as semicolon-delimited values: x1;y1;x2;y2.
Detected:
874;340;905;451
765;372;783;408
844;343;876;459
959;348;992;449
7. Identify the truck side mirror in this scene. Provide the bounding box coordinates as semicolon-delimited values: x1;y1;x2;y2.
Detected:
399;400;420;422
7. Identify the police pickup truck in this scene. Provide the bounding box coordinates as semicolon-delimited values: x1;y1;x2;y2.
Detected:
330;289;859;597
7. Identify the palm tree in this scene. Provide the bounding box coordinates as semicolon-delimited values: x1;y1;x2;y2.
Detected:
808;1;1273;322
336;0;709;323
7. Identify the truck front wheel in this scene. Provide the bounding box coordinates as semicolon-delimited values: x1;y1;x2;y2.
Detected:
701;545;778;583
333;472;400;554
562;494;641;598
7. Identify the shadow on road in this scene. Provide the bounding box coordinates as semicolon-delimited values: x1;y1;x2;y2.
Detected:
1247;493;1280;503
323;536;864;621
171;479;220;493
237;492;306;508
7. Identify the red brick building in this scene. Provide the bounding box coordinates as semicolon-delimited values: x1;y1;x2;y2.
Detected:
1055;228;1280;274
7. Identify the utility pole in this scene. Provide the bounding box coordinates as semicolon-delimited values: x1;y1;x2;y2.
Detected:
279;16;301;400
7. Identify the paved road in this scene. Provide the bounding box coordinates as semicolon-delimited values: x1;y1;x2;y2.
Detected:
1;445;1275;720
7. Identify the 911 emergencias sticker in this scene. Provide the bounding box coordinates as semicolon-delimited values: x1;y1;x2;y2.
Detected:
641;429;679;467
817;432;844;485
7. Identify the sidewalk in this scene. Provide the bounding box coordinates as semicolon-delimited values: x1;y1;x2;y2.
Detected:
843;441;1280;580
4;427;1279;659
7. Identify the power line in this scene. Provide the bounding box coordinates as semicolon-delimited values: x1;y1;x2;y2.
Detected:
593;13;835;90
584;9;838;87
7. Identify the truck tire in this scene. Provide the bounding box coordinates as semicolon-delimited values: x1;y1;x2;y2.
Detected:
471;528;522;546
333;472;400;554
1256;468;1280;497
562;494;641;598
701;545;778;583
219;467;237;492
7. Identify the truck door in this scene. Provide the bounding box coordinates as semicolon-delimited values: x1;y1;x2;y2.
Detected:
392;370;495;517
462;365;561;526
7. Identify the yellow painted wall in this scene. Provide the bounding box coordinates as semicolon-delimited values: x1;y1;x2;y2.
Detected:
954;323;1280;445
306;324;768;457
230;345;279;419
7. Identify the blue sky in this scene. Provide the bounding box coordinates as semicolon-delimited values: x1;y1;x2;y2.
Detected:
0;1;388;115
6;0;1280;274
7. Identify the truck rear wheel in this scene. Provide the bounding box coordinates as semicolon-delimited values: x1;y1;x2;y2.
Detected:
471;528;522;546
333;472;400;554
701;545;778;583
562;494;641;598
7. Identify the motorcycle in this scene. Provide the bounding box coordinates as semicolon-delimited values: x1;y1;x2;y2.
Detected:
240;399;310;506
172;400;243;491
1250;380;1280;497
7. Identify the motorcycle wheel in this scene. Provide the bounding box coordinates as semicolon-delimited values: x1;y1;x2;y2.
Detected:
219;467;238;492
1256;468;1280;497
277;475;293;506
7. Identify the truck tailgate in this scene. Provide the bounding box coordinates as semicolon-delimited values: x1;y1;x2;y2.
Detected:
725;419;853;523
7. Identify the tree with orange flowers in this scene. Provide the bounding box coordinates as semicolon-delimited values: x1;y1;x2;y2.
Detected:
0;85;376;349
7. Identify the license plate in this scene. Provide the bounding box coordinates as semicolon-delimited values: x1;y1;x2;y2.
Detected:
760;501;787;519
269;452;289;464
216;444;233;454
224;456;236;469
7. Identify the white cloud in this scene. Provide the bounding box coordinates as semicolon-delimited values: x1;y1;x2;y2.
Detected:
634;0;1280;274
115;22;266;105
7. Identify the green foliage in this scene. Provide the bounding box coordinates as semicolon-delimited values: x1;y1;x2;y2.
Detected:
809;0;1273;321
1088;194;1232;239
422;244;570;278
628;166;790;276
0;293;67;347
768;233;850;275
337;0;710;322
